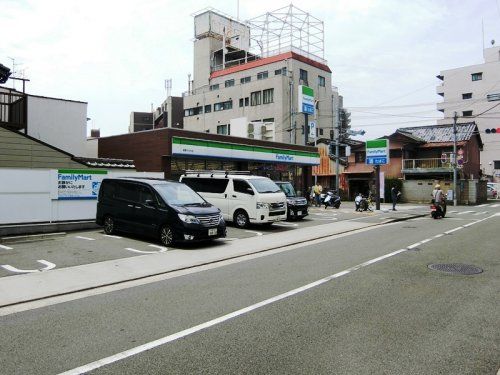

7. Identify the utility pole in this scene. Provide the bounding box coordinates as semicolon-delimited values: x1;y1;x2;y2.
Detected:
453;112;458;207
335;108;341;191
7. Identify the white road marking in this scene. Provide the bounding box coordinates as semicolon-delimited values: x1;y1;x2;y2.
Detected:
490;204;500;208
272;222;299;227
445;227;463;234
57;248;407;375
244;230;263;236
125;247;167;254
313;218;338;221
103;235;122;239
0;244;13;250
448;210;459;213
220;237;238;241
148;244;168;251
473;211;488;216
75;236;95;241
457;210;475;215
1;260;56;273
476;204;489;207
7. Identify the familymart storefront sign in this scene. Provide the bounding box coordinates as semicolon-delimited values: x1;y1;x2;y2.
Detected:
172;137;320;166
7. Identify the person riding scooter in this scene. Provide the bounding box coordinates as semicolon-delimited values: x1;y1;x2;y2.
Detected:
431;184;446;218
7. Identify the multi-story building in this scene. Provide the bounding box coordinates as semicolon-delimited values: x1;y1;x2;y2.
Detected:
436;44;500;180
183;6;336;145
153;96;184;129
129;111;154;133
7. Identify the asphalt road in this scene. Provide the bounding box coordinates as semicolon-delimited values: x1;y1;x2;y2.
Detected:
0;204;498;374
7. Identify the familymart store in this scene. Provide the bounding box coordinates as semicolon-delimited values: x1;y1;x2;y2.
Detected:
97;128;320;195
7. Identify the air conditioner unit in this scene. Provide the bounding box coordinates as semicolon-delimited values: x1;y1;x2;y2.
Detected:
247;123;254;133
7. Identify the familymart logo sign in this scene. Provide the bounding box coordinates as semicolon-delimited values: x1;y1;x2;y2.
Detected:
298;85;315;115
366;139;389;165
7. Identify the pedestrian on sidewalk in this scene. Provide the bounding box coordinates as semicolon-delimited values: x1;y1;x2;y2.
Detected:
313;183;323;207
391;185;401;211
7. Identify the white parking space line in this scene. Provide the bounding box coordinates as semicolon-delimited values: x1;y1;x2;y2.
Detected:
75;236;95;241
220;237;238;241
125;247;167;254
103;234;123;239
0;244;13;250
476;204;490;207
473;211;488;216
491;204;500;208
1;260;56;273
244;230;263;236
272;222;298;227
148;244;168;251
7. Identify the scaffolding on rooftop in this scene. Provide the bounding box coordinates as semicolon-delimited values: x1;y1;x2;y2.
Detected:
246;4;325;65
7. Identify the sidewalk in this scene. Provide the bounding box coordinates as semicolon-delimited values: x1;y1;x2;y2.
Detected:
0;209;426;308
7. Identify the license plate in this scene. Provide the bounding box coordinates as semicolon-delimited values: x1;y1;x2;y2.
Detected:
297;210;302;216
208;228;217;236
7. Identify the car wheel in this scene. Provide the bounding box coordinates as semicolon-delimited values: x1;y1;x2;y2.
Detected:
233;210;249;228
103;216;115;234
160;225;174;246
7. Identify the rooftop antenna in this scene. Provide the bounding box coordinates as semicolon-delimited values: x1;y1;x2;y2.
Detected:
165;78;172;97
237;0;239;21
482;18;485;50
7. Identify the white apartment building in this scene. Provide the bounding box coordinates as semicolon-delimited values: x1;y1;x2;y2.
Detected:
183;6;336;145
436;45;500;179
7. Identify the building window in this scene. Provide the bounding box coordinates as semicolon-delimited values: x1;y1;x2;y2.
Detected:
263;118;274;123
275;67;287;76
471;72;482;81
250;91;261;106
217;124;230;135
204;104;211;113
355;151;366;163
319;128;324;136
318;75;325;87
494;160;500;169
245;97;249;106
462;93;472;99
214;103;223;111
223;100;232;110
257;71;268;80
462;110;473;117
225;79;235;88
209;84;219;91
263;88;274;104
184;106;203;116
239;98;244;107
240;76;251;84
299;69;308;85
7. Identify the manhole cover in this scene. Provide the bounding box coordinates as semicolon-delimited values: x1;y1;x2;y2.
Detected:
428;263;483;275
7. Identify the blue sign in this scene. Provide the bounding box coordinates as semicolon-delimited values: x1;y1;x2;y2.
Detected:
366;157;387;165
302;103;315;115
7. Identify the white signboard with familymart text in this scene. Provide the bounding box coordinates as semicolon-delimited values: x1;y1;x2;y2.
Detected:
366;139;390;165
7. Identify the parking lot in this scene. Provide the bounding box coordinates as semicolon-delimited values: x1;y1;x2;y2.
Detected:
0;205;417;278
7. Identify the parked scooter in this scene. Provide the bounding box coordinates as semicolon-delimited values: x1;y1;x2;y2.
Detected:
430;201;446;219
324;190;341;209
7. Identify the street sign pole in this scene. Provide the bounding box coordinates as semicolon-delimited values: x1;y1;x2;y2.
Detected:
375;165;380;210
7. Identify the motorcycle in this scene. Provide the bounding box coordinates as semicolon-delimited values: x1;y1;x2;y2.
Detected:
324;190;341;209
430;200;446;219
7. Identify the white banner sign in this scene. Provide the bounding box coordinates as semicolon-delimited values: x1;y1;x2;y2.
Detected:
57;169;108;200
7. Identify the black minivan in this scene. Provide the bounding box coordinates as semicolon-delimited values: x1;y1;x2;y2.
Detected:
96;178;226;246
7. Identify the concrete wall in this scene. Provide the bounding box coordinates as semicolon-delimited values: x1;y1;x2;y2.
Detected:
27;96;87;157
402;179;453;203
0;169;164;224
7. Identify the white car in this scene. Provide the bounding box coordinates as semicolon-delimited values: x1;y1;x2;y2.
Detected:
180;171;287;228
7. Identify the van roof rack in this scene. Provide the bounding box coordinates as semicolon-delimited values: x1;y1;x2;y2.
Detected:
183;170;252;178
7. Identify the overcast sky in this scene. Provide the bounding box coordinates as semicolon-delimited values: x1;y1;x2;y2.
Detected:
2;0;500;139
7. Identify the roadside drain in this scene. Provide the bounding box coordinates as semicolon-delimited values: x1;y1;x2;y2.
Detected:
428;263;483;275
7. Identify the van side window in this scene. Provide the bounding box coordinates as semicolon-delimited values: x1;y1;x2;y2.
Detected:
183;177;229;193
100;180;116;199
116;182;139;202
234;180;253;195
138;186;154;205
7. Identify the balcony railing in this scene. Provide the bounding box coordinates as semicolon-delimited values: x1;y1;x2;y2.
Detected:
402;158;453;172
0;91;27;130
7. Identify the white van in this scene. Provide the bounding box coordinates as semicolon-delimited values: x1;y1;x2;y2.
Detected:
180;171;287;228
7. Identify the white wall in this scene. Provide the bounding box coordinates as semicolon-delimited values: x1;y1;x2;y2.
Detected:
86;138;98;158
0;169;164;224
27;96;87;157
